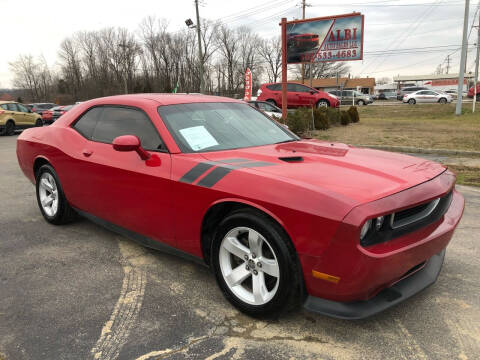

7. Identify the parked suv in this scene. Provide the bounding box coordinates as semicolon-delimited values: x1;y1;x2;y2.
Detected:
467;84;480;100
0;101;43;135
396;86;428;101
257;82;339;108
328;90;373;105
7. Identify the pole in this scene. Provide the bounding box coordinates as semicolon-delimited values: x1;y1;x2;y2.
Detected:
456;0;470;116
473;15;480;112
195;0;205;93
301;0;306;84
446;55;451;74
281;17;288;121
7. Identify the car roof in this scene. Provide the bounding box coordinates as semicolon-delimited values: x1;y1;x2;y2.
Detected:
88;93;242;106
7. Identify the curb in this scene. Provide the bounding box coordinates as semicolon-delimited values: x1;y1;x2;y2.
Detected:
356;144;480;157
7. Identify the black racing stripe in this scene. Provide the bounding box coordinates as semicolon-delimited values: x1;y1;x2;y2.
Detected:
179;163;214;184
197;166;234;188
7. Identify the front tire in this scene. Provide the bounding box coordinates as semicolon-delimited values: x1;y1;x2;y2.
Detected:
5;120;15;136
35;118;43;127
212;209;300;317
316;99;329;108
36;164;76;225
356;99;365;106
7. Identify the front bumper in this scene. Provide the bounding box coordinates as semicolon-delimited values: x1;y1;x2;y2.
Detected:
300;171;464;318
304;249;445;319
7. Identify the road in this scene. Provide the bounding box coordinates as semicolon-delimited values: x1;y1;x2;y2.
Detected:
0;135;479;360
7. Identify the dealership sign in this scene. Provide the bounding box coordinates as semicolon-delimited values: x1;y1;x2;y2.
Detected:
244;68;252;101
286;13;364;64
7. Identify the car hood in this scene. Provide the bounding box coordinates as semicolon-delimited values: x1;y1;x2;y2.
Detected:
202;140;446;204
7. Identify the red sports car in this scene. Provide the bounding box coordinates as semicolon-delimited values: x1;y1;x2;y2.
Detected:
16;94;464;319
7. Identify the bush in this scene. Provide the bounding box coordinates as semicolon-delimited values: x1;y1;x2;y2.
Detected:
348;106;360;123
340;110;351;126
287;107;311;135
312;108;329;130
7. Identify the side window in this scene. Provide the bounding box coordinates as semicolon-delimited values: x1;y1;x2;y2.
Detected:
73;107;103;139
294;84;312;93
287;83;297;92
417;91;428;95
17;104;29;113
92;106;164;151
7;103;19;111
267;84;281;91
0;104;9;110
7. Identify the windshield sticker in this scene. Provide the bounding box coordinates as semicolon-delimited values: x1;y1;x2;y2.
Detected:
179;126;219;151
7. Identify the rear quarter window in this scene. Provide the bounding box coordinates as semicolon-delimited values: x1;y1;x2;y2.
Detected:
266;84;281;91
73;107;103;139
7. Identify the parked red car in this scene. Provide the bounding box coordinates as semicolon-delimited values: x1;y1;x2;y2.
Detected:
467;84;480;100
257;82;339;108
16;94;464;319
42;105;75;124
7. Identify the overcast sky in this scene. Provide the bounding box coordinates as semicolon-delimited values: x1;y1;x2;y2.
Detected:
0;0;478;88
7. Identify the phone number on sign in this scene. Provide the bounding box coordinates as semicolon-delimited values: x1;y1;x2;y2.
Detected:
315;49;358;60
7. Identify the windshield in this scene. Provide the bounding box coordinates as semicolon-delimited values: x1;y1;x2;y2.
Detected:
158;102;297;153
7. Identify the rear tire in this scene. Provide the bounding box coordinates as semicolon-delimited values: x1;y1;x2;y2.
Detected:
408;98;416;105
356;99;365;106
266;99;277;106
36;164;76;225
35;118;43;127
211;208;300;317
5;120;15;136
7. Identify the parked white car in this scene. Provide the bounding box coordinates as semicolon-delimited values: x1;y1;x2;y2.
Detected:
248;100;283;118
403;90;453;104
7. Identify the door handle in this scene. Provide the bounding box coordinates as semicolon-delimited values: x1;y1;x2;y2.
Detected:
82;149;93;157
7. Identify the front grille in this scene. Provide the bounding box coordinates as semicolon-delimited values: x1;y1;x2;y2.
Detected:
360;190;453;247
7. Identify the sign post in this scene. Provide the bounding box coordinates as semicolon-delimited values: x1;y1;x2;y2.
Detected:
281;17;288;121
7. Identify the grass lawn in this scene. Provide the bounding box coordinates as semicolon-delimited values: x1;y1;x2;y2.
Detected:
315;103;480;151
313;103;480;186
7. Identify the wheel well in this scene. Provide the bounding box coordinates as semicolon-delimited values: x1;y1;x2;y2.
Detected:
6;119;15;125
317;98;330;106
201;201;287;266
33;158;50;178
438;97;447;102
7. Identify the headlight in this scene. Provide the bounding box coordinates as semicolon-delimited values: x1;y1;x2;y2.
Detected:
360;219;372;240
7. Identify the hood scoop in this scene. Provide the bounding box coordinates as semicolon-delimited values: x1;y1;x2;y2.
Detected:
279;156;304;163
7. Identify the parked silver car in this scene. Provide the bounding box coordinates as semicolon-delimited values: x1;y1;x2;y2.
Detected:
396;86;428;100
402;90;453;104
328;90;373;105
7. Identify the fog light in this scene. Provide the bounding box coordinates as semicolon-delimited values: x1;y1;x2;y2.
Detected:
360;219;372;240
375;216;385;230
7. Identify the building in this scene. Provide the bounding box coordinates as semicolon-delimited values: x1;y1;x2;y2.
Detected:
0;93;14;101
393;73;475;92
300;77;376;94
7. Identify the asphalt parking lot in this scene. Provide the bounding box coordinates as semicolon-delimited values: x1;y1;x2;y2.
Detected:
1;134;479;360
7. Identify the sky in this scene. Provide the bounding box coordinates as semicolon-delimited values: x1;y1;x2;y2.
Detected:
0;0;478;88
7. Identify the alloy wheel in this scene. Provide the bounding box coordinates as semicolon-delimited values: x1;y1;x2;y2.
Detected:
219;227;280;305
38;172;59;217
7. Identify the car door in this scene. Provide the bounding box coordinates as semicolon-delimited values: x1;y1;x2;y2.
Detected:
68;105;175;246
424;91;439;103
295;84;316;106
286;83;301;107
342;91;353;105
17;103;36;126
6;103;26;126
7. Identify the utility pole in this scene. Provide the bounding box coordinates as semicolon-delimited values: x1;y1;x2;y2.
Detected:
195;0;205;93
446;55;451;74
473;14;480;112
456;0;470;116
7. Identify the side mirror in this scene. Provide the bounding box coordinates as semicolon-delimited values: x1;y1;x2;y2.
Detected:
112;135;151;160
310;90;315;95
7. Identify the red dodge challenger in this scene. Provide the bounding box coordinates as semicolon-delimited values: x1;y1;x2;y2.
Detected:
16;94;464;319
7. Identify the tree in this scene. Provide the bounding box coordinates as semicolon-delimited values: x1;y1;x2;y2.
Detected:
258;37;282;83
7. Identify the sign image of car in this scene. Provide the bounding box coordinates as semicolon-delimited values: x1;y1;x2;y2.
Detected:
16;94;464;319
403;90;453;104
287;33;319;52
